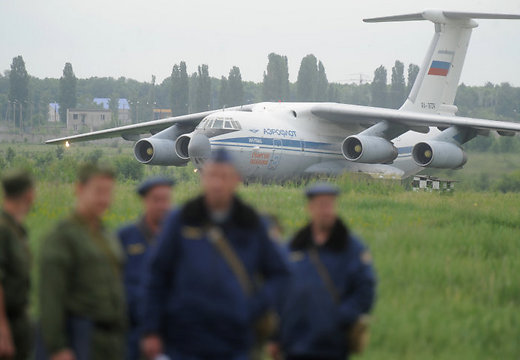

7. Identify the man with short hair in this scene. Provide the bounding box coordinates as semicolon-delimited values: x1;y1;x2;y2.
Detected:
270;183;376;360
141;149;290;360
37;163;126;360
0;170;35;360
118;177;174;360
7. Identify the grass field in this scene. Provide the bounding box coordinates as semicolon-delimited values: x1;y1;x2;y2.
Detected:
2;143;519;359
25;177;520;360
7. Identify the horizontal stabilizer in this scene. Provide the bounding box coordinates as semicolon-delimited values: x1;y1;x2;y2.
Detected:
364;10;520;23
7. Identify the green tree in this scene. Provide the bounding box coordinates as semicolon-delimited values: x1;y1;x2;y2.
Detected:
407;63;420;95
9;56;29;128
455;83;479;116
58;62;77;123
170;61;189;116
390;60;406;109
495;83;517;118
316;61;329;102
371;65;388;108
327;83;340;102
219;76;229;108
297;54;318;101
188;72;198;113
194;65;211;112
262;53;290;101
227;66;244;106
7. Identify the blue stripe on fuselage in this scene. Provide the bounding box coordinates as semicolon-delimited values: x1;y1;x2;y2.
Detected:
212;137;413;157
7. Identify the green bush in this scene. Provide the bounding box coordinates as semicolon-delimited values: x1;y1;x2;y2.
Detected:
84;149;103;164
492;170;520;193
114;156;144;181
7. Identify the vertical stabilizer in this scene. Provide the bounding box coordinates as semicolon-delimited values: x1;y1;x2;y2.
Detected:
364;10;520;115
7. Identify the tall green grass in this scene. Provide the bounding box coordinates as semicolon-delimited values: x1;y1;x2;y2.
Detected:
25;174;520;360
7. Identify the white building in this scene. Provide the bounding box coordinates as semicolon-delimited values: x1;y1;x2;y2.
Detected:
93;98;131;125
66;108;112;132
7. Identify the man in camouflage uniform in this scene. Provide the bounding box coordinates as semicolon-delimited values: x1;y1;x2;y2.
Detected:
0;170;35;360
37;164;126;360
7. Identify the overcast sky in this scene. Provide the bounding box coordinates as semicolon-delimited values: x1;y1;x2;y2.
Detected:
1;0;520;87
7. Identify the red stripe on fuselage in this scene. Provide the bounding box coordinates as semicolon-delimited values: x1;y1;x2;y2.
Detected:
428;68;449;76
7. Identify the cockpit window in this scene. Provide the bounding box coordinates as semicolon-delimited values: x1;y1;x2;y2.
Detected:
232;120;242;130
199;117;241;131
224;120;233;129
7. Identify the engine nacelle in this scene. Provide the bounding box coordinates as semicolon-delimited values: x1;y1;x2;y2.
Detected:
412;141;467;169
175;134;192;160
134;138;189;166
342;135;398;164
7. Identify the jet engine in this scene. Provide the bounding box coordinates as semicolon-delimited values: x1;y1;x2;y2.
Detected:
134;137;189;166
175;133;213;163
412;141;467;169
342;135;398;164
174;134;192;160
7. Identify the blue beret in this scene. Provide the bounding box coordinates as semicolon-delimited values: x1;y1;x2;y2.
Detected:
305;182;340;198
209;148;234;164
137;177;175;196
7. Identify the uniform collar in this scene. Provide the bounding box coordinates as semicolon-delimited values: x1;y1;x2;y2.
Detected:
181;195;259;228
289;218;350;252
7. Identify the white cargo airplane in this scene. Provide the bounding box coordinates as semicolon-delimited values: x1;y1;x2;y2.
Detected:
47;10;520;181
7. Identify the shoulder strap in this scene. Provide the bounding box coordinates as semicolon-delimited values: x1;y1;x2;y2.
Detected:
207;226;254;296
308;248;340;304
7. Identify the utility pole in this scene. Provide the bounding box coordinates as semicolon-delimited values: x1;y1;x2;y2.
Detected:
20;101;23;133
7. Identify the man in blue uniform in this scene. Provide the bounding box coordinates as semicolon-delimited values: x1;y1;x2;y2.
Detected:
141;149;290;360
270;183;376;360
118;177;174;360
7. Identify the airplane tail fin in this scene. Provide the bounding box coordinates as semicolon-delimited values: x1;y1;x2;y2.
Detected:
364;10;520;115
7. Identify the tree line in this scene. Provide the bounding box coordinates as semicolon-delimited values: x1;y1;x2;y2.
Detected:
1;54;519;135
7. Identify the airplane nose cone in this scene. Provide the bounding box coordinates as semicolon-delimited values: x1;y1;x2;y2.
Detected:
188;133;211;161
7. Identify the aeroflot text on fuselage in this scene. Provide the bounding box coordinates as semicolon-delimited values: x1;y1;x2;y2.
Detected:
263;128;297;137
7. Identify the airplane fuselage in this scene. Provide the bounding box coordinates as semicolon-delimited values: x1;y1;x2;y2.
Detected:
191;103;441;181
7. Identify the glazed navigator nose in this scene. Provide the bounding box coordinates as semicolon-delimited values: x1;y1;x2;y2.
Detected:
188;133;211;160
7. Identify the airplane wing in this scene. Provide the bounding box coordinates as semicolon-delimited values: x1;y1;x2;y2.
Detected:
311;103;520;136
45;105;254;145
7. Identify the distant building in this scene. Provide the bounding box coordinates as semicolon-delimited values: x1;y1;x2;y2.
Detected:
153;108;172;120
67;108;112;132
93;98;131;125
48;103;60;122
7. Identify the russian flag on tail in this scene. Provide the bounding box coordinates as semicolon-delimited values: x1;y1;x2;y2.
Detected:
428;60;451;76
